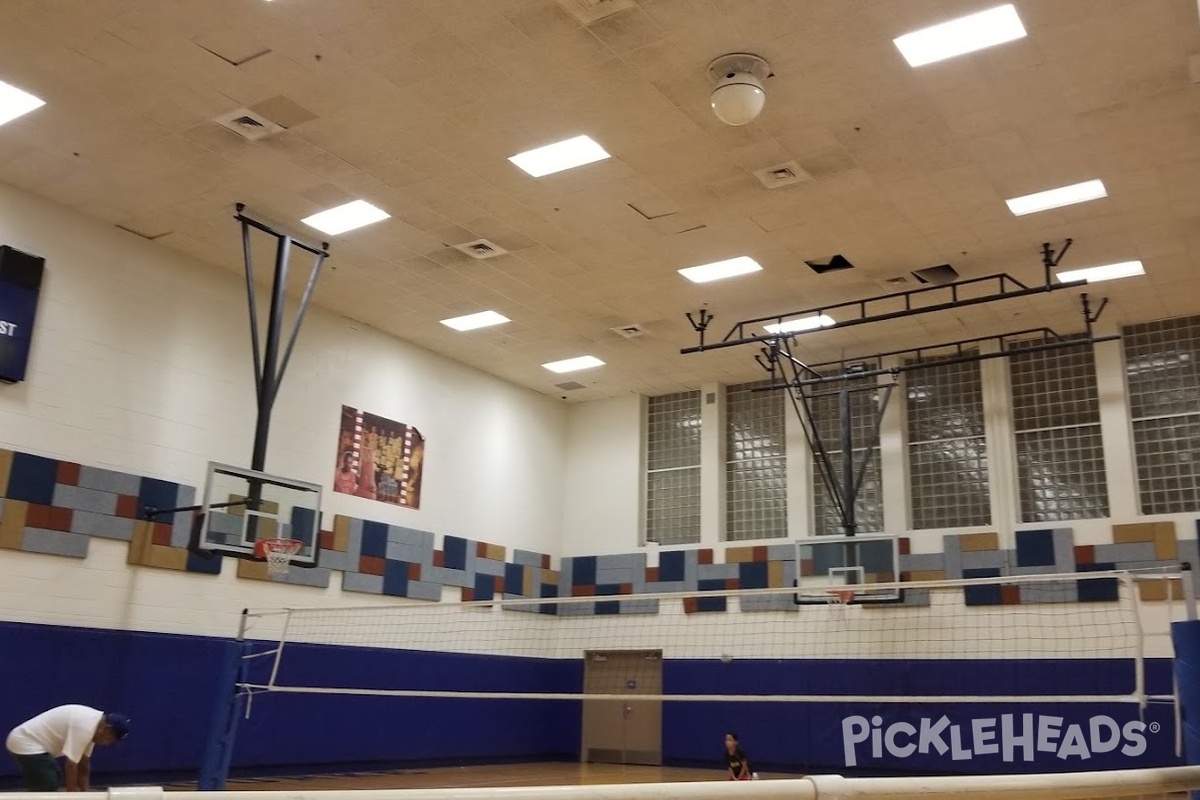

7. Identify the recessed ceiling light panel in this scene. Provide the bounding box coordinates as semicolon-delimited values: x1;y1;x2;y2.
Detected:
542;355;605;373
0;79;44;127
301;200;390;235
440;310;511;331
678;256;763;284
1005;180;1108;216
508;135;610;177
1056;260;1144;284
894;4;1027;67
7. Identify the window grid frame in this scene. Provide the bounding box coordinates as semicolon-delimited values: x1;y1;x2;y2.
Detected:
645;391;703;546
725;381;788;542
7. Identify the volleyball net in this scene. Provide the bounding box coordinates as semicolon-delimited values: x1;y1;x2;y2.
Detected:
237;569;1188;706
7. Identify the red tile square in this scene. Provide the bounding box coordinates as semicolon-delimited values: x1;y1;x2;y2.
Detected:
48;507;73;532
725;578;739;590
476;541;488;557
752;545;768;562
433;550;445;567
1074;545;1095;565
152;523;173;547
359;555;385;576
898;538;911;555
319;530;334;551
697;548;713;565
900;571;911;582
541;553;551;569
461;588;475;602
408;562;421;580
619;583;633;595
683;597;699;614
800;559;814;577
1001;585;1021;605
56;461;80;486
494;576;504;593
646;567;659;582
26;504;51;529
115;495;139;518
572;585;596;597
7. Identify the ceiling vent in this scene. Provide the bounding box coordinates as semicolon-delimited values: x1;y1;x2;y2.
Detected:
912;263;960;285
555;381;587;391
805;254;855;274
752;161;813;190
452;239;508;260
611;323;648;339
214;108;285;141
880;275;910;288
557;0;638;24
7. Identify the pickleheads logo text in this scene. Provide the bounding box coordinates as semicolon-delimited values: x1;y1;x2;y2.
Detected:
842;714;1147;766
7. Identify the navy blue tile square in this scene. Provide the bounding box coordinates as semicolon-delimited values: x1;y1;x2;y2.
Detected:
659;551;685;582
289;506;318;547
696;578;727;613
963;567;1002;606
1016;529;1056;567
135;476;179;520
360;521;388;558
739;562;768;590
596;583;623;596
595;600;620;615
572;555;597;586
6;453;59;505
185;549;222;575
540;582;558;615
443;535;468;570
473;571;496;602
505;563;525;595
1078;563;1120;602
383;560;410;597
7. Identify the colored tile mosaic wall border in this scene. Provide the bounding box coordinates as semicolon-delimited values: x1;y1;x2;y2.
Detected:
0;447;1198;615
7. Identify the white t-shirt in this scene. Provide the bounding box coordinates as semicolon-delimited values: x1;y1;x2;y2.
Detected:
5;705;102;762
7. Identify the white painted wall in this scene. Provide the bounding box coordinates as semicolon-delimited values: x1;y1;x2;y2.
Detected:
0;180;566;633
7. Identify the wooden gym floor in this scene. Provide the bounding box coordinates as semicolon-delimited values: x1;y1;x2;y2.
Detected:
166;762;728;791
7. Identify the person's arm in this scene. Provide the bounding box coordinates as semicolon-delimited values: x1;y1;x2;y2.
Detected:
736;753;750;779
63;756;90;792
78;754;91;791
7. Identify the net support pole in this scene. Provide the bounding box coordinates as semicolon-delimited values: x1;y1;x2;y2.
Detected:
1171;618;1200;800
198;611;251;791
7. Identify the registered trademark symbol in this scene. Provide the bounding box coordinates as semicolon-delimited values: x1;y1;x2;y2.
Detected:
1149;722;1162;733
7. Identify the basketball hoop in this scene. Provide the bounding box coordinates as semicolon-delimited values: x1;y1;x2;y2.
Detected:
254;538;302;577
827;588;855;606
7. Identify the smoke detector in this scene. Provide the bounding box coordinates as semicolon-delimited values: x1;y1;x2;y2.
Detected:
214;108;284;141
752;161;812;190
452;239;508;260
611;323;648;339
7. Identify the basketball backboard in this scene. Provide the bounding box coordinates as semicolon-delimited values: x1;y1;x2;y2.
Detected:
794;534;901;604
192;462;323;568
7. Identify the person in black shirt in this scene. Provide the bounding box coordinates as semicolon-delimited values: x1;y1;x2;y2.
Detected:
724;731;753;780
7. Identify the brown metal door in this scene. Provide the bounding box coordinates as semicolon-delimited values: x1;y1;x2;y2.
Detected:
581;649;662;765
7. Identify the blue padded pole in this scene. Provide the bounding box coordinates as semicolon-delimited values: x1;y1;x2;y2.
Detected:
198;613;251;790
1172;618;1200;800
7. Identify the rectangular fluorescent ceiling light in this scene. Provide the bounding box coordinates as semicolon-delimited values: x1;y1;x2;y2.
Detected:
302;200;390;235
1056;260;1144;284
764;314;836;335
1006;180;1107;216
508;135;610;177
678;256;762;284
542;355;605;373
440;310;510;331
894;4;1027;67
0;79;44;126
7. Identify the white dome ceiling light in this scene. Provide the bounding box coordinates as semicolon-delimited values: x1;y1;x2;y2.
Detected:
707;53;773;127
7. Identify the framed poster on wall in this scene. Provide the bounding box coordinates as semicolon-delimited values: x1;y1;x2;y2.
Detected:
334;405;425;509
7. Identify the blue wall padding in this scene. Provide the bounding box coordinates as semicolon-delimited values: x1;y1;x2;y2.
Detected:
0;620;1181;783
1172;620;1200;798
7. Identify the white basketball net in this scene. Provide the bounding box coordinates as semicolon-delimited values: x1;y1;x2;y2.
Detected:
260;539;302;577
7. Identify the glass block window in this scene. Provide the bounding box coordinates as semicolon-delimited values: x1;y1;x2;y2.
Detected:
725;381;787;541
906;356;990;529
807;375;884;536
1124;315;1200;514
645;391;702;545
1009;338;1108;522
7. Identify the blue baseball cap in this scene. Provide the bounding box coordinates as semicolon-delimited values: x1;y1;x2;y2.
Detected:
103;713;131;740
